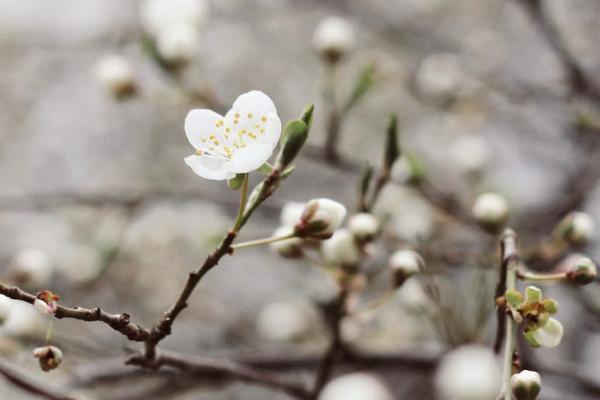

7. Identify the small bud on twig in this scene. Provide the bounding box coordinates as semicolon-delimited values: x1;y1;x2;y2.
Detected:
555;211;595;245
322;229;360;271
33;345;63;372
33;290;59;316
294;198;347;239
472;192;509;231
348;213;379;243
389;249;424;288
566;257;597;285
312;16;355;64
511;370;541;400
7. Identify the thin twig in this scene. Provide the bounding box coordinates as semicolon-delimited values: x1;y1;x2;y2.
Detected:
0;282;149;342
0;359;77;400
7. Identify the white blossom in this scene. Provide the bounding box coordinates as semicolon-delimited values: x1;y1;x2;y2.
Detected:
156;23;200;65
140;0;209;36
322;229;360;268
348;213;379;241
435;345;501;400
94;55;136;98
472;192;509;225
184;91;282;180
312;16;355;62
319;373;393;400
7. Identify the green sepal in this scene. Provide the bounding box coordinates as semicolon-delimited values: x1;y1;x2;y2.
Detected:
227;173;246;190
257;163;274;175
384;114;400;173
523;330;541;348
525;286;542;304
542;299;559;314
505;289;524;309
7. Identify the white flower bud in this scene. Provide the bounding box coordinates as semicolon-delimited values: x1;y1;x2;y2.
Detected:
389;249;423;288
556;211;595;245
156;23;199;66
566;256;597;285
435;345;501;400
319;373;393;400
33;299;54;316
472;192;509;227
312;16;355;63
256;301;314;342
33;345;63;372
0;301;45;338
511;370;541;400
348;213;379;242
322;229;360;269
94;55;136;99
140;0;209;36
281;202;306;227
449;134;490;173
529;317;563;348
8;248;53;288
296;198;347;239
269;227;303;259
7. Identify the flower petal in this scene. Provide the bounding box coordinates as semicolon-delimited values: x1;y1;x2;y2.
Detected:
184;154;235;180
185;109;226;150
232;90;277;116
225;143;273;173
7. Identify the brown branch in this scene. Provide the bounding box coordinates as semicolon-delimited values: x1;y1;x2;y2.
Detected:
126;350;311;400
0;282;149;342
0;359;76;400
144;168;291;359
493;229;519;353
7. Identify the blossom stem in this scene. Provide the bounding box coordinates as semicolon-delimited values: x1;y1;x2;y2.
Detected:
233;174;249;232
518;271;567;281
500;230;519;400
231;233;296;250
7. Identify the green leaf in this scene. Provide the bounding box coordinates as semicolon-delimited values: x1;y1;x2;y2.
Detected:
276;120;308;168
257;163;274;175
300;103;314;129
344;64;376;113
384;114;400;172
227;173;246;190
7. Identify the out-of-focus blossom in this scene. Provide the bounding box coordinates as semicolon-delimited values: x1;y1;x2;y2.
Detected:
269;226;303;259
94;55;136;99
156;23;200;66
449;134;490;173
348;213;379;242
555;211;595;245
416;53;473;103
256;301;315;342
312;16;355;63
472;192;509;227
389;249;423;288
140;0;209;36
319;372;393;400
322;229;360;269
435;345;501;400
184;91;282;180
8;248;53;288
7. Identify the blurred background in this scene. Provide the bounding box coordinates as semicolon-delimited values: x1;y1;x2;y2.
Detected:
1;0;600;399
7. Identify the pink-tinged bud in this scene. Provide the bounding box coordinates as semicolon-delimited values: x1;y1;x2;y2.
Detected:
511;370;541;400
33;345;63;372
33;290;59;316
566;257;597;285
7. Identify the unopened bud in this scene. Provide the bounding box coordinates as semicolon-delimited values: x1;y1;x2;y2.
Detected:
295;198;346;239
322;229;360;270
556;211;595;245
524;286;542;304
348;213;379;242
566;257;597;285
472;192;509;230
33;345;63;372
389;250;423;288
94;55;136;99
511;370;541;400
276;117;310;169
269;227;303;259
312;16;355;64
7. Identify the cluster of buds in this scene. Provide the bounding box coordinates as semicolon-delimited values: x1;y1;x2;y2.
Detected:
32;345;63;372
505;286;563;348
511;370;542;400
388;249;424;288
270;199;347;259
33;290;59;316
554;211;595;246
